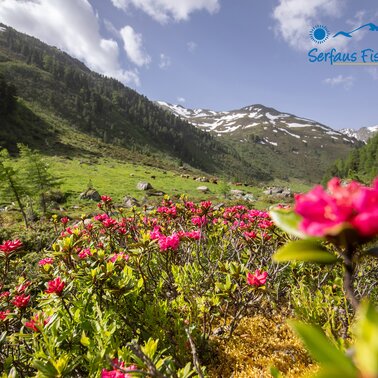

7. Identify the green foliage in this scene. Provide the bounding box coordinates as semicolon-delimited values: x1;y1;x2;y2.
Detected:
291;300;378;378
273;239;338;264
0;73;16;115
290;320;357;378
18;144;60;214
0;148;29;226
324;133;378;184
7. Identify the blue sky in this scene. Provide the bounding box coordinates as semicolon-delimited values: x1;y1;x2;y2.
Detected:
0;0;377;129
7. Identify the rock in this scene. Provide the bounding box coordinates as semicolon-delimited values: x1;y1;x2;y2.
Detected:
137;182;153;191
277;189;292;198
230;189;245;197
196;177;209;182
243;193;255;202
79;188;101;201
123;196;140;208
197;186;209;193
214;203;224;211
210;178;218;184
264;187;291;197
146;189;165;197
83;218;92;226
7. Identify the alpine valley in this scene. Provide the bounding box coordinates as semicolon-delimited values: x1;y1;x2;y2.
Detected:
0;24;361;184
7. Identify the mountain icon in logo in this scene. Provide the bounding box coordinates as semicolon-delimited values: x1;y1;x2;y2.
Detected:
333;23;378;38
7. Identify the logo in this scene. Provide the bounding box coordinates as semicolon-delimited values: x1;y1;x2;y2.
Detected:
307;21;378;65
333;23;378;39
310;25;330;44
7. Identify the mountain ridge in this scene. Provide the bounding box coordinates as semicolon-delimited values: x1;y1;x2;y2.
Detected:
340;125;378;142
156;101;360;182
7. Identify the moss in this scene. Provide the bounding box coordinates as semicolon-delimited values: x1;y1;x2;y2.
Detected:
208;313;318;377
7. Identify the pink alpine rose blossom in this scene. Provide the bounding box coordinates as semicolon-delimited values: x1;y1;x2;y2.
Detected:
247;269;268;287
38;257;54;266
295;177;378;238
12;294;30;308
45;277;65;295
0;239;22;255
158;233;180;251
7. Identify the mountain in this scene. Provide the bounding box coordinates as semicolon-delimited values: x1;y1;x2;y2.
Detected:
0;24;264;182
156;101;359;182
340;126;378;142
0;23;359;184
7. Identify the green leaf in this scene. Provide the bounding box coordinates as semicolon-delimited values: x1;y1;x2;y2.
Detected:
270;366;282;378
80;331;90;347
273;239;337;264
269;208;306;238
290;321;357;377
0;331;7;345
354;300;378;376
32;360;59;377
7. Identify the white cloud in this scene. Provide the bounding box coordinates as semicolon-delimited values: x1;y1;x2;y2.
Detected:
120;25;151;67
272;0;349;51
0;0;140;86
323;75;354;89
187;41;197;52
177;97;186;103
159;53;171;69
111;0;220;23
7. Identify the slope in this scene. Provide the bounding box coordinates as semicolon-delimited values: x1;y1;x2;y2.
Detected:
0;24;264;182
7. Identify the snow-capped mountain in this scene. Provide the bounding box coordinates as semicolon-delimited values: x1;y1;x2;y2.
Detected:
340;125;378;142
156;101;356;145
156;101;360;182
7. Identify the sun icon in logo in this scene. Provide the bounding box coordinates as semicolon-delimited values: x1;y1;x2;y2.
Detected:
310;25;330;44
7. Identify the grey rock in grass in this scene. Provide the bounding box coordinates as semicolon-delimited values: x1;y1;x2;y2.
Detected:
197;186;209;193
123;196;140;208
137;182;153;191
79;188;101;201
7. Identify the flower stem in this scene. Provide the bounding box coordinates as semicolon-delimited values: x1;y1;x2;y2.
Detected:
343;246;359;311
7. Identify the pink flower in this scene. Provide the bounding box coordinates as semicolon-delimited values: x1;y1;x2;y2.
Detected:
45;277;65;295
101;195;112;204
158;233;180;251
295;177;378;238
78;248;92;259
109;253;129;263
0;291;10;301
0;310;10;320
0;239;22;255
24;313;51;332
101;360;138;378
191;216;208;227
150;227;162;240
38;258;54;266
247;269;268;287
102;218;118;228
244;231;257;239
12;294;30;308
183;230;201;240
61;217;69;225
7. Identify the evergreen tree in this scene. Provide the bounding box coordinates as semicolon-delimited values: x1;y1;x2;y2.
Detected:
0;149;29;227
18;144;60;215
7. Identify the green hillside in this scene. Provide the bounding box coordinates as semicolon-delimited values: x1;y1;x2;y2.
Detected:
323;133;378;183
0;24;264;182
